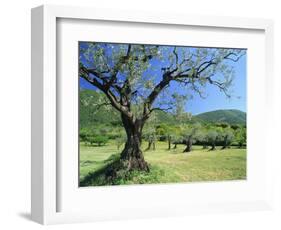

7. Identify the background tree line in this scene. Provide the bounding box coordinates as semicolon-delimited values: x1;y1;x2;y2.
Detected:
80;90;246;152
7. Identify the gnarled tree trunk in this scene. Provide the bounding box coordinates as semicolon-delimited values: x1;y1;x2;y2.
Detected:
146;138;156;151
221;136;228;150
183;136;193;153
167;135;171;150
146;140;152;151
120;115;149;172
210;142;216;151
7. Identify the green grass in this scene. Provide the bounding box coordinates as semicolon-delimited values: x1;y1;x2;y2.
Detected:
79;141;246;186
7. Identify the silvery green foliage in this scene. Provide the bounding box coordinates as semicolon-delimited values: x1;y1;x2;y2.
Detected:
207;130;219;142
179;123;201;140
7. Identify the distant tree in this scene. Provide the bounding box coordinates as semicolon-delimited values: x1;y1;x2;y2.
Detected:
221;128;234;149
167;134;172;150
143;125;157;151
172;134;183;149
145;133;157;151
156;124;176;150
181;123;201;153
235;127;246;148
166;127;174;150
195;128;209;149
207;130;219;150
171;94;192;151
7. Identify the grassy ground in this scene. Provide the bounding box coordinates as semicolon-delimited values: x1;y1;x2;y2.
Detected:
79;141;246;186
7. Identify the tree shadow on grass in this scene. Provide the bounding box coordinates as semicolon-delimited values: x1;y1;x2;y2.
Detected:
87;144;107;147
80;154;124;186
80;160;101;166
80;153;159;186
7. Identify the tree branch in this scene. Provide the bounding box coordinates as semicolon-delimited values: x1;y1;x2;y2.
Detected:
173;47;179;65
79;64;132;117
223;52;245;62
150;106;173;112
206;76;231;98
145;74;172;107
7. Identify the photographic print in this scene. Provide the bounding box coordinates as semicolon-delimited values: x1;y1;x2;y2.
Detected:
79;42;246;187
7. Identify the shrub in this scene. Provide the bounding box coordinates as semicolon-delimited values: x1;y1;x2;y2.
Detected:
88;135;109;146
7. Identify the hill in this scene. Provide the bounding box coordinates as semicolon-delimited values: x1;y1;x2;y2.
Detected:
194;109;246;125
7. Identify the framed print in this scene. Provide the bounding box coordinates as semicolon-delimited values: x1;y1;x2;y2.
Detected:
31;5;274;225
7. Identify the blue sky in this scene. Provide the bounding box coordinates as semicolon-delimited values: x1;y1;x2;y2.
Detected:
186;55;246;114
80;43;246;115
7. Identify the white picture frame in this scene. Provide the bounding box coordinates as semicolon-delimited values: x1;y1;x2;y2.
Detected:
31;5;274;225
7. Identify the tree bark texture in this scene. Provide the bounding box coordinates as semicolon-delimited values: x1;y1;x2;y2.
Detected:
183;136;193;153
120;114;149;171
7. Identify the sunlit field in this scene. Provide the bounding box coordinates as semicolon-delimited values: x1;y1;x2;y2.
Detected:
79;141;246;186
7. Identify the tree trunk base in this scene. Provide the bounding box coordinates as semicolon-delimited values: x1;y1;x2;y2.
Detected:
80;155;149;186
120;157;150;172
120;149;150;172
183;144;192;153
81;135;150;187
103;157;149;182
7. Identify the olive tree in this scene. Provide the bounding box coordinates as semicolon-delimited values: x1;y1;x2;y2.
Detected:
235;127;247;148
156;124;176;150
221;128;234;149
195;128;209;149
207;130;219;150
181;123;202;153
143;126;157;151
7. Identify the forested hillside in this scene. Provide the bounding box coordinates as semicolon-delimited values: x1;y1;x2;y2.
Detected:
194;109;246;125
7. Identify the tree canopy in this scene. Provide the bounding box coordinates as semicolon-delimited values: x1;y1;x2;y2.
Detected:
79;43;245;124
